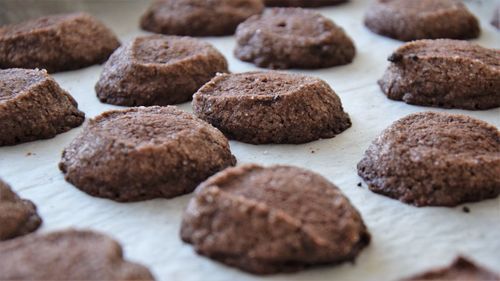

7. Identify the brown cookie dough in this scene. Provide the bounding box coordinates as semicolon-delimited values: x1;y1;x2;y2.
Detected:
0;68;85;146
95;35;228;106
140;0;264;36
181;164;370;274
264;0;347;7
364;0;480;41
234;8;355;69
193;71;351;144
0;12;120;73
403;256;500;281
357;112;500;207
378;39;500;110
59;106;236;202
0;230;155;280
0;179;41;241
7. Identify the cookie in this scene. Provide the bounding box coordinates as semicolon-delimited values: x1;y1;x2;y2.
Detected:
193;71;351;144
0;68;85;146
140;0;264;36
234;8;355;69
364;0;480;41
0;179;41;241
403;256;500;281
357;112;500;207
0;230;154;280
379;39;500;110
59;106;236;202
264;0;347;7
181;164;370;274
0;12;120;73
95;35;228;106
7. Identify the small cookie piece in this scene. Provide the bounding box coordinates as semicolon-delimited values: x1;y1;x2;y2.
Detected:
234;8;355;69
379;39;500;110
0;230;155;280
364;0;480;41
140;0;264;36
193;71;351;144
264;0;347;7
0;12;120;73
0;179;42;241
59;106;236;202
403;256;500;281
96;35;228;106
357;112;500;207
181;164;370;274
0;68;85;146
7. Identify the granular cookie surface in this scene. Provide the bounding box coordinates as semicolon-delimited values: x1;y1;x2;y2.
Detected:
0;179;41;241
181;164;370;274
0;12;120;73
59;106;236;202
193;71;351;144
264;0;347;7
0;230;155;280
379;39;500;110
96;35;228;106
140;0;264;36
357;112;500;207
0;68;85;146
234;8;355;69
364;0;480;41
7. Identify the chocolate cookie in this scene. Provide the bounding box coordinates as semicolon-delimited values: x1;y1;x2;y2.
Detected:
234;8;355;69
403;256;500;281
0;13;120;73
364;0;480;41
0;68;85;146
0;179;41;241
264;0;347;7
59;106;236;202
193;71;351;144
357;112;500;207
0;230;154;280
95;35;228;106
379;39;500;110
181;164;370;274
140;0;264;36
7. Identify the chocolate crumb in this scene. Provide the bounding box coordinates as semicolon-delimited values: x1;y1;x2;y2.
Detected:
462;206;470;213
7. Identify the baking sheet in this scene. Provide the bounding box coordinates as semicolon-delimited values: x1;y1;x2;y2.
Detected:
0;0;499;280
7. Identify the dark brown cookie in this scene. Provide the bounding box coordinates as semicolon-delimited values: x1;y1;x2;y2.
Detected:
364;0;480;41
0;68;85;146
264;0;347;7
140;0;264;36
234;8;355;69
357;112;500;207
181;164;370;274
59;106;236;202
0;179;41;241
95;35;228;106
0;12;120;73
403;256;500;281
379;39;500;110
193;71;351;144
0;230;154;280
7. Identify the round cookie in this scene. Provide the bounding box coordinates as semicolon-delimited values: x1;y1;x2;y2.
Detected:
264;0;348;7
0;12;120;73
181;164;371;274
193;71;351;144
95;35;228;106
357;112;500;207
59;106;236;202
234;8;355;69
378;39;500;110
0;179;42;241
0;230;154;280
0;68;85;146
140;0;264;36
364;0;480;41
